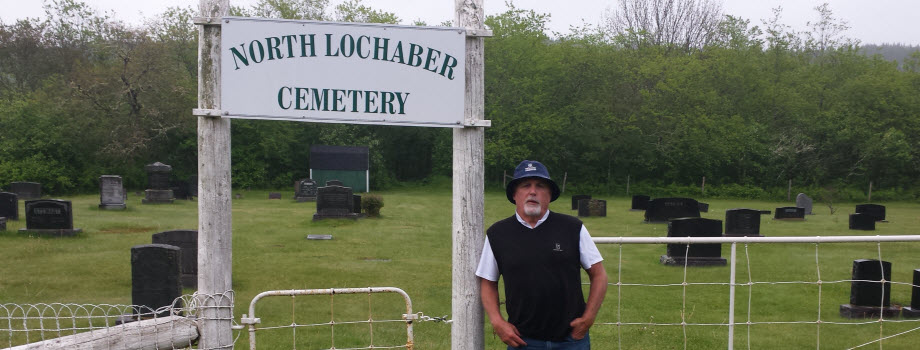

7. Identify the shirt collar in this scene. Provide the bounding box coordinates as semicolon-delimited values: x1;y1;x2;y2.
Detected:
515;210;550;229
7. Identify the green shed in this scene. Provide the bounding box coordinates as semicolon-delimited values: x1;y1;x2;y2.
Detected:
309;145;369;192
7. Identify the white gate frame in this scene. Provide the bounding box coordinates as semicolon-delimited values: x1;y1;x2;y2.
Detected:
242;287;415;350
594;234;920;350
195;0;489;348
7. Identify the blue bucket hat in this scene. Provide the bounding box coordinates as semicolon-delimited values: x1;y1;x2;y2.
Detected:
505;160;561;204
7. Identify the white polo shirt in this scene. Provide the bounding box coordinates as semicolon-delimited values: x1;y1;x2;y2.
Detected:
475;210;604;282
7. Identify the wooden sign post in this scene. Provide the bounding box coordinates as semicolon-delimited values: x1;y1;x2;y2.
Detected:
195;0;489;348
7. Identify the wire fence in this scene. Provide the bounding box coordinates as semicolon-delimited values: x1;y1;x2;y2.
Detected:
1;291;238;350
593;235;920;349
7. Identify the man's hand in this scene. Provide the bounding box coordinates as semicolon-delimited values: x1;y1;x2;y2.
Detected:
569;316;594;340
492;318;527;347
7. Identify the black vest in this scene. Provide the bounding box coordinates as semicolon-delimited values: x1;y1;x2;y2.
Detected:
487;212;586;341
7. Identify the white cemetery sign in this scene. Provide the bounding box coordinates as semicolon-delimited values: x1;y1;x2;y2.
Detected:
219;17;466;127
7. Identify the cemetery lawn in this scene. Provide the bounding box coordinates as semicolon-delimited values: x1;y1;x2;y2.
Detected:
2;185;920;349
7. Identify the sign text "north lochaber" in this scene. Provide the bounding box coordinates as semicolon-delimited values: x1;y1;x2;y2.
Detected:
229;33;459;80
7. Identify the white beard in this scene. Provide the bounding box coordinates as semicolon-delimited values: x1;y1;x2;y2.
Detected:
523;202;542;216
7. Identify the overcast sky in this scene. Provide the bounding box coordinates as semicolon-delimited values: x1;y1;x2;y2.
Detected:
1;0;917;45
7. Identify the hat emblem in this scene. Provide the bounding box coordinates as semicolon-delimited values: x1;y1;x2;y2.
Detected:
524;163;537;171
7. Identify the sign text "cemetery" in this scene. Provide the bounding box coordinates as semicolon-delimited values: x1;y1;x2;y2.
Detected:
220;18;466;128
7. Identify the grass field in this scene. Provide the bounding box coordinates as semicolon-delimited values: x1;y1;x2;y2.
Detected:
1;183;919;349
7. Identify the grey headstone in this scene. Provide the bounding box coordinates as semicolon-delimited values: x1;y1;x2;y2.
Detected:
143;162;174;204
151;230;198;288
0;217;6;231
313;185;358;220
645;198;701;223
131;244;183;316
0;192;18;220
144;162;172;190
269;192;282;199
307;234;333;240
795;193;813;215
99;175;126;210
9;182;41;200
294;179;318;202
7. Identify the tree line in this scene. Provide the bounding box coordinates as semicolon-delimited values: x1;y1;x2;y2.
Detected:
1;0;918;200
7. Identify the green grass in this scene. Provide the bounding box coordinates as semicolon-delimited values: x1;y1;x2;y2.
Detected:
1;187;919;349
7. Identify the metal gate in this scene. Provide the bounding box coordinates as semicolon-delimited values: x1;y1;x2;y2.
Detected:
241;287;415;349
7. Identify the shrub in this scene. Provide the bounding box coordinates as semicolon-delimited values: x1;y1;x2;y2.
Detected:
362;194;384;217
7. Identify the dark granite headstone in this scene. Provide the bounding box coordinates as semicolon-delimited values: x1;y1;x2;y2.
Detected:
571;195;591;210
849;213;876;231
795;193;813;215
0;217;6;231
131;244;182;316
295;178;318;202
578;199;606;217
774;207;805;220
353;195;362;214
0;192;18;220
143;162;174;204
840;259;898;318
326;180;344;186
645;198;701;223
903;269;920;318
851;259;891;306
171;181;189;200
724;208;762;237
9;182;41;200
151;230;198;288
313;185;358;220
20;199;81;236
661;217;725;266
630;195;650;211
855;204;886;222
913;269;920;310
269;192;282;199
99;175;126;210
187;176;198;198
698;202;709;213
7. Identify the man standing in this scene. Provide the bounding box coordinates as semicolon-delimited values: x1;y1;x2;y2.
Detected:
476;160;608;349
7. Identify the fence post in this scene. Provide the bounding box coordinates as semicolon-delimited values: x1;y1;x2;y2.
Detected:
197;0;233;349
868;181;873;201
728;242;737;350
701;176;706;195
787;179;792;201
452;0;486;349
626;175;630;196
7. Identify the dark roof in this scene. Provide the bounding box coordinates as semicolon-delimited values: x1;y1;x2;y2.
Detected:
310;145;369;171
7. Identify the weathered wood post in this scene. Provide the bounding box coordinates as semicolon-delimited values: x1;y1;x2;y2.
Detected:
453;0;486;348
197;0;233;349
